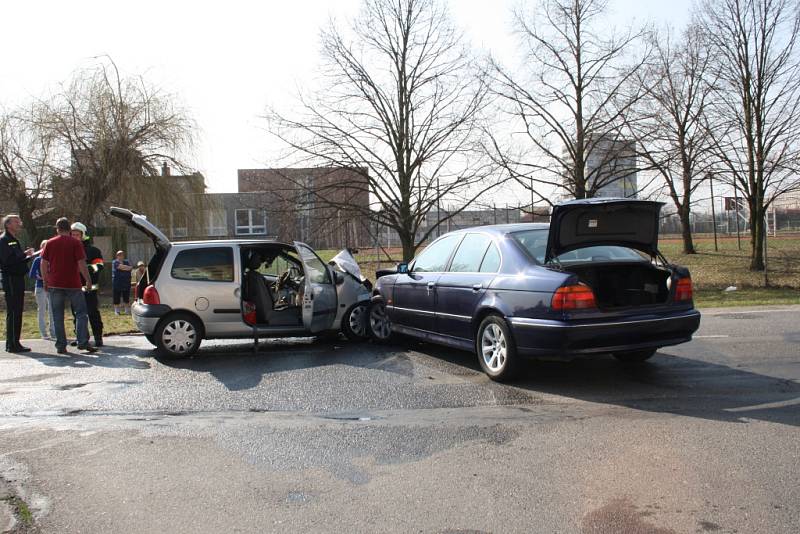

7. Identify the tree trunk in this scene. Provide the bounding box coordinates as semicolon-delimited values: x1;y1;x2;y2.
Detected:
749;208;765;271
679;204;695;254
400;234;416;263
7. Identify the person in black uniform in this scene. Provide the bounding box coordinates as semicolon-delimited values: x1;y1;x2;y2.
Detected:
0;214;35;353
70;222;104;347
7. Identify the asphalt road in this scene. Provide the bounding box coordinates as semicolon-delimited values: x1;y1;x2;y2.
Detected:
0;305;798;533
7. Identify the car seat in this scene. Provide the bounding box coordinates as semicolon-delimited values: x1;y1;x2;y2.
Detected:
244;251;275;324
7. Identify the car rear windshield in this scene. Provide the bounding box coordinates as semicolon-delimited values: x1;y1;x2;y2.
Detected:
510;229;647;264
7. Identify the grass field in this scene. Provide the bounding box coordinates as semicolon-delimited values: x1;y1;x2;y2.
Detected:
3;235;798;341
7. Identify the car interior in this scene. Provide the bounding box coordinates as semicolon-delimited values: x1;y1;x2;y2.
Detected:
241;246;304;326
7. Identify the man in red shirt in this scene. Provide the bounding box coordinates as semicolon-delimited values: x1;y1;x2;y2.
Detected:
41;217;96;354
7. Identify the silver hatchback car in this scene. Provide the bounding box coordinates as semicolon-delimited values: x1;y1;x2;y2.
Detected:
111;207;372;357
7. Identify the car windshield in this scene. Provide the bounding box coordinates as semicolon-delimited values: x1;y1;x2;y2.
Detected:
510;229;648;264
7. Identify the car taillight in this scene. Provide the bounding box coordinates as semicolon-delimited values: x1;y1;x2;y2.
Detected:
243;301;257;325
142;285;160;305
674;277;693;302
552;283;596;311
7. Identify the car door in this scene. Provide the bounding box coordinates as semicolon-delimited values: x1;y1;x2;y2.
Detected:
435;233;501;340
294;242;338;333
391;234;462;332
166;245;242;336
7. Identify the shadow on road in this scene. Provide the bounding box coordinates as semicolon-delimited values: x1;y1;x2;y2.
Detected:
155;337;412;391
410;342;800;428
17;349;151;370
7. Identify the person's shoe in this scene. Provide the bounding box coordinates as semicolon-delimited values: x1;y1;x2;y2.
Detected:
57;347;69;355
12;346;31;353
94;339;104;348
69;340;78;347
77;344;98;353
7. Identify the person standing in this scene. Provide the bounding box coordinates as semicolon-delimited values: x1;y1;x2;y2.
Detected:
28;240;55;340
70;222;104;347
0;214;35;353
133;260;147;299
111;250;132;315
41;217;96;354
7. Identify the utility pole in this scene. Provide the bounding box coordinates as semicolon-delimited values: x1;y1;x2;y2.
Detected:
436;178;441;237
530;177;535;222
708;173;718;251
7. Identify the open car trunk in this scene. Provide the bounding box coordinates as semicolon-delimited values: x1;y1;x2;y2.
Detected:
563;261;672;309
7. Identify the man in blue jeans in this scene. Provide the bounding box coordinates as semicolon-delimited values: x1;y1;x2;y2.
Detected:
40;217;97;354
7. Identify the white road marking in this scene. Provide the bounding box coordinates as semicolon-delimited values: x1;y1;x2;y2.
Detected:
703;308;797;316
726;397;800;412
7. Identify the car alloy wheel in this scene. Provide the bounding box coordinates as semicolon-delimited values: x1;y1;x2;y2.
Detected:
368;300;392;341
476;315;519;381
342;302;369;341
481;323;507;372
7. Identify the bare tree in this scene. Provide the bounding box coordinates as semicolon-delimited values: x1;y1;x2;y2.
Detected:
631;25;716;254
37;57;196;225
490;0;650;204
0;109;55;245
267;0;497;260
699;0;800;270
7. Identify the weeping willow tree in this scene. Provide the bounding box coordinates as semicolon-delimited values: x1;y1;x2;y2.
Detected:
37;57;198;227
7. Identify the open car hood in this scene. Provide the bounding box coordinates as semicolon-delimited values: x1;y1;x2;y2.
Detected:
329;249;365;282
545;198;664;263
109;207;171;250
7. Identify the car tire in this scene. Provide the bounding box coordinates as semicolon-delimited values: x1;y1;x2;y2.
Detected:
476;315;519;382
613;348;657;363
367;297;394;343
154;313;203;358
342;301;370;341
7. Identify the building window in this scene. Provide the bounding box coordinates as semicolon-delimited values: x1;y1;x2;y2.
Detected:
207;209;227;236
235;209;266;235
170;212;188;238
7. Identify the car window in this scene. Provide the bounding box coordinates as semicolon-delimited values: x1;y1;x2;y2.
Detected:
412;234;462;272
510;230;647;263
510;229;548;262
258;252;299;277
171;247;234;282
479;243;501;273
296;245;331;284
449;233;491;272
554;246;646;263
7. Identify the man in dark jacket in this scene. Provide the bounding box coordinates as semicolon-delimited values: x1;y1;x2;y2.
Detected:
0;214;34;352
70;222;104;347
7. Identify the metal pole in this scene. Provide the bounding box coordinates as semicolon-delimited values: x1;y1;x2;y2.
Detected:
436;178;441;237
493;203;497;224
708;173;718;251
733;181;741;250
530;177;535;222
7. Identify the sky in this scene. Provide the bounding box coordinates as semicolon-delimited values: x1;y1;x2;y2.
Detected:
2;0;693;197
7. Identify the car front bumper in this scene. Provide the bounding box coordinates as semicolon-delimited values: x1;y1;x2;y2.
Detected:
509;309;701;358
131;302;172;335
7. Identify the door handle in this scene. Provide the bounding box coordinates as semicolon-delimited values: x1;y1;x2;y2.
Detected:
427;281;436;288
472;283;483;292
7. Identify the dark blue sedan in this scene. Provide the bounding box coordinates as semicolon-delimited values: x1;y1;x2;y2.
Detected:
367;198;701;381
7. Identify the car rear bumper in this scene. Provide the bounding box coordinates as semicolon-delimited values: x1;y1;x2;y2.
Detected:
509;309;701;358
131;302;172;335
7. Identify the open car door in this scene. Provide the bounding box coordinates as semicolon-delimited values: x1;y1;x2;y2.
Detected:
294;242;338;333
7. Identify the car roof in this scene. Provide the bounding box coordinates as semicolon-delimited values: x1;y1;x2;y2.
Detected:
170;239;294;248
447;223;550;236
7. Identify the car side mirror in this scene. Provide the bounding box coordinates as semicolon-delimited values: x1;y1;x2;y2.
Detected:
333;271;345;285
397;262;409;274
